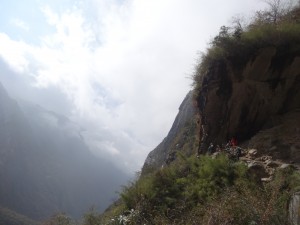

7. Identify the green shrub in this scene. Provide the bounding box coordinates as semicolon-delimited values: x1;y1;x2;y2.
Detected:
201;167;299;225
83;210;102;225
178;155;248;205
118;154;250;224
102;153;300;225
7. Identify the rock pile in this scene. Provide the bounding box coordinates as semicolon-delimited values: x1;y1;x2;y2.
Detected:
239;148;298;182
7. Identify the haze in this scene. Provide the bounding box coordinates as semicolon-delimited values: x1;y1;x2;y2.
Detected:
0;0;267;173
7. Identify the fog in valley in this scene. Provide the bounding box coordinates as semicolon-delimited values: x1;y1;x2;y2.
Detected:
0;0;270;220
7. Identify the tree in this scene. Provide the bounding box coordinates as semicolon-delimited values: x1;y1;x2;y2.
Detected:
231;15;246;39
211;26;231;47
265;0;283;23
262;0;296;24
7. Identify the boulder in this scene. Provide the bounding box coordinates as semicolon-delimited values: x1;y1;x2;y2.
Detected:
289;192;300;225
247;161;269;181
261;177;273;182
248;149;258;158
265;160;281;168
279;164;296;170
260;155;272;162
265;167;276;176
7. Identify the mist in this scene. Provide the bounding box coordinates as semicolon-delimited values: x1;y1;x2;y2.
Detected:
0;0;272;221
0;0;268;174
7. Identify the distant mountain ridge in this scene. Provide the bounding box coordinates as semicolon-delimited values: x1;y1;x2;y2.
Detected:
0;206;38;225
0;82;128;220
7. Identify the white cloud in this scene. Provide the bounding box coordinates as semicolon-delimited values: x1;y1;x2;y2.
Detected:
0;0;267;173
11;18;30;31
0;33;30;73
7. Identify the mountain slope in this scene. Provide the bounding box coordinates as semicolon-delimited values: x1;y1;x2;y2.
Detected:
142;91;197;174
98;4;300;225
0;206;38;225
0;83;128;220
143;5;300;169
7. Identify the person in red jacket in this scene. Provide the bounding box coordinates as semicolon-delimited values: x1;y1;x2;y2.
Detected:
230;137;238;147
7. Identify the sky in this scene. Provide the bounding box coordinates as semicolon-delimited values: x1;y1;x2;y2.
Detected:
0;0;268;174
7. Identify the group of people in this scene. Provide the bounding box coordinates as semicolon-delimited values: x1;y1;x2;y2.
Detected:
207;138;242;160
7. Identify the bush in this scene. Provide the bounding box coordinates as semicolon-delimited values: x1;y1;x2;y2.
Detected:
178;155;247;204
83;210;102;225
201;167;299;225
104;153;300;225
118;154;251;224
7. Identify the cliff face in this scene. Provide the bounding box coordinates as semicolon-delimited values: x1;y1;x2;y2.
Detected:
196;46;300;162
141;6;300;173
142;91;196;173
142;46;300;172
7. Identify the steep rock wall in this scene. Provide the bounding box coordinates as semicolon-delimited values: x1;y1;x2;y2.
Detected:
141;44;300;174
196;46;300;161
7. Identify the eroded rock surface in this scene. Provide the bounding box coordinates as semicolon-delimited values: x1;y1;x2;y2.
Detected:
196;47;300;162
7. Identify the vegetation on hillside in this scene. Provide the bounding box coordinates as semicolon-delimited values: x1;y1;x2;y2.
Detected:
91;154;300;225
193;0;300;97
37;154;300;225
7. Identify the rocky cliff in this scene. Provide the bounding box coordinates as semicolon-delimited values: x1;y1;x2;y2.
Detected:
196;46;300;163
143;19;300;172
